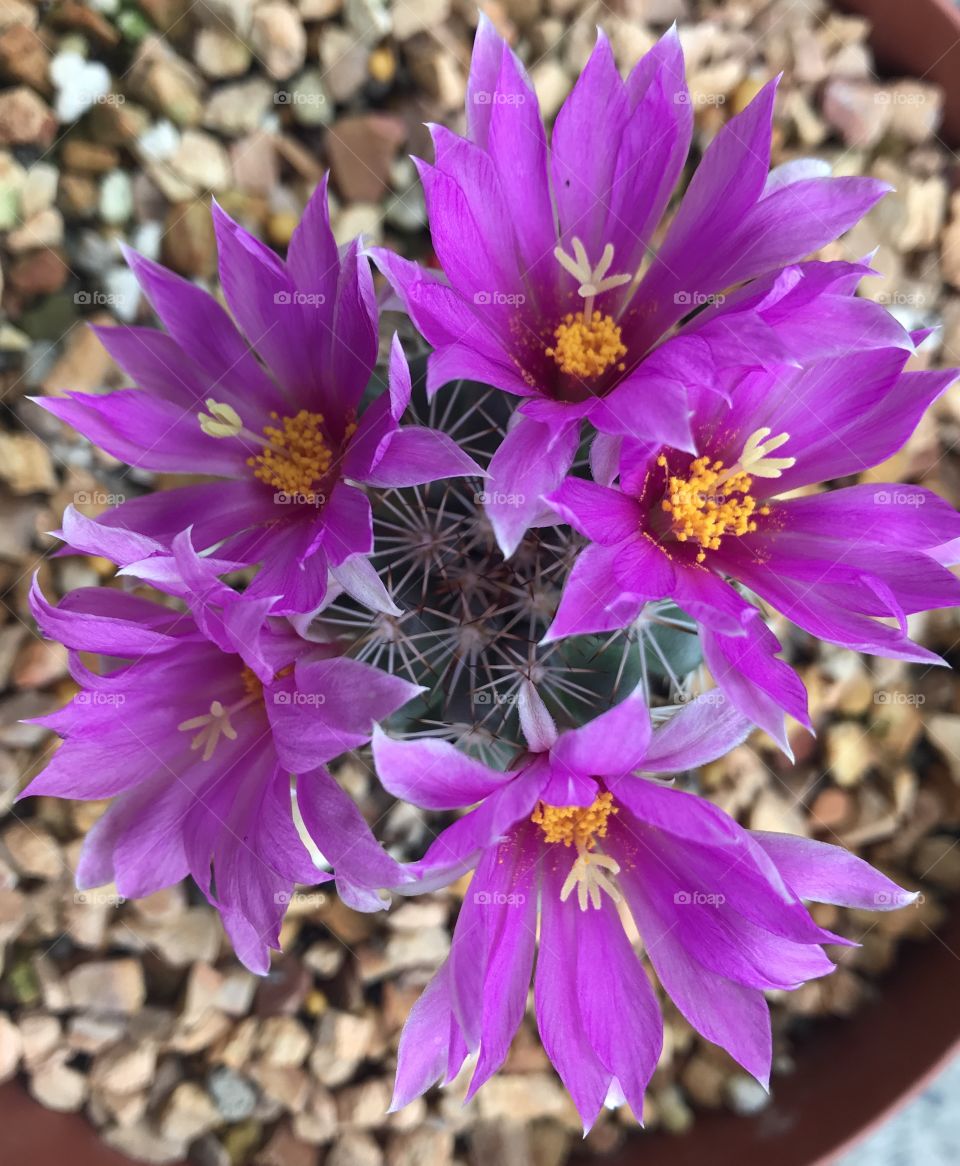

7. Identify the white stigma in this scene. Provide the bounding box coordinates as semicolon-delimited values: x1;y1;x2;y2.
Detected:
198;398;243;439
559;846;622;912
736;427;796;479
554;237;632;317
178;700;238;761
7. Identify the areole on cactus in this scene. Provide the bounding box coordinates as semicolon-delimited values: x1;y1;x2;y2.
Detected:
20;19;960;1132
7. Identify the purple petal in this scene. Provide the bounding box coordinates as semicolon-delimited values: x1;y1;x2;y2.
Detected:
462;826;540;1096
391;963;469;1110
642;692;753;772
753;833;919;911
535;856;612;1128
617;853;772;1085
37;390;249;477
575;878;663;1119
485;414;580;557
547;477;642;546
543;542;646;642
269;657;421;772
372;727;510;810
296;766;409;910
552;689;652;777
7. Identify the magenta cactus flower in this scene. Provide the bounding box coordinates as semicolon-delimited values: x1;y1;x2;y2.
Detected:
21;532;422;972
36;181;479;614
371;20;888;554
374;684;914;1126
545;266;960;749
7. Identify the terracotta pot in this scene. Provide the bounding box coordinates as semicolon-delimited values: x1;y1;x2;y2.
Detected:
5;2;960;1163
572;909;960;1166
838;0;960;144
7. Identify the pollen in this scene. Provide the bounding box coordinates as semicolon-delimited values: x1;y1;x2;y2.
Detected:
532;790;618;850
246;410;353;497
546;311;627;380
241;666;263;700
660;456;758;563
658;429;791;562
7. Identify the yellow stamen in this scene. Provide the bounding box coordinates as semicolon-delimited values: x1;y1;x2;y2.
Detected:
532;791;617;850
241;667;263;700
659;428;790;563
245;410;355;498
546;310;627;379
198;398;243;438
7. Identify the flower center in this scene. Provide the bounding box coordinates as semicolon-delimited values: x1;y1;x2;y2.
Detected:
659;428;794;563
546;311;627;380
532;792;622;911
247;410;337;498
532;790;617;849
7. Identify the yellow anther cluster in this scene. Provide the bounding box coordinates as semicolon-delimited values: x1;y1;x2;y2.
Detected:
241;666;263;700
660;454;769;563
546;311;627;380
532;791;618;850
248;410;335;495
